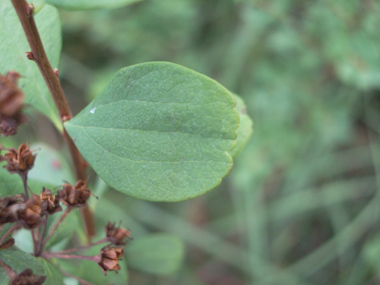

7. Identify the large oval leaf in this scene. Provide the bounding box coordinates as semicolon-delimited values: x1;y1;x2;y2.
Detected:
46;0;143;10
65;62;239;201
0;1;62;130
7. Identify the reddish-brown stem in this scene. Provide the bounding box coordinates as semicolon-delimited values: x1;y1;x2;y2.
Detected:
43;252;101;263
36;216;48;256
42;207;72;249
59;268;96;285
11;0;71;120
31;229;37;254
11;0;95;241
51;237;111;254
21;173;29;200
0;222;21;245
0;258;15;279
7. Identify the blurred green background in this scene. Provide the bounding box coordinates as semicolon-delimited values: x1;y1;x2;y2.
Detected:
29;0;380;284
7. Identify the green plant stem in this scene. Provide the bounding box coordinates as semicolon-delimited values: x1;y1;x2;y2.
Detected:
0;222;20;245
51;237;110;254
11;0;95;241
42;207;72;250
59;267;96;285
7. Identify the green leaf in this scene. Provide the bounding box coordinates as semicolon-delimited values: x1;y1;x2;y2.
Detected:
229;94;253;158
126;234;184;275
40;259;65;285
46;0;143;10
29;143;75;185
0;249;63;284
0;1;62;130
65;62;239;202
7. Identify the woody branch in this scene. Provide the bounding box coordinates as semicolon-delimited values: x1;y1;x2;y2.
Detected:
11;0;95;240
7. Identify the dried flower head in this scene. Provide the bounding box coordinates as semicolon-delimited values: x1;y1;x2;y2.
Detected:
105;222;132;245
0;71;26;137
98;245;124;275
0;195;24;225
40;187;61;215
0;237;15;249
18;194;42;229
10;268;46;285
0;143;36;175
58;180;93;207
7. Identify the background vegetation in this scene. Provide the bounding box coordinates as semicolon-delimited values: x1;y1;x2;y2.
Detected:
7;0;380;284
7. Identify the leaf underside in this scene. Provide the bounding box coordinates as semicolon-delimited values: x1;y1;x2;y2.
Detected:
65;62;239;202
0;1;62;130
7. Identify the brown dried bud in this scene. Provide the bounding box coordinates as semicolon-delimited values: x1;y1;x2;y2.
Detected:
0;143;36;175
58;180;93;207
0;72;26;137
98;246;124;275
10;268;46;285
105;222;132;245
0;195;24;225
40;188;62;215
18;194;42;229
0;237;15;249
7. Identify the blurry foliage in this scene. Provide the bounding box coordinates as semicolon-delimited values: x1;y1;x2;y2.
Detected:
56;0;380;284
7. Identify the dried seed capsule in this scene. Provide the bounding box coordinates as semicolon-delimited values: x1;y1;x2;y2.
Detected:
10;268;46;285
0;71;26;137
58;180;93;207
40;187;62;215
0;143;36;175
105;222;132;245
18;194;42;229
98;245;124;275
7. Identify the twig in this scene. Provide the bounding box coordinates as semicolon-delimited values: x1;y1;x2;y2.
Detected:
51;237;110;254
21;173;29;200
36;216;48;256
31;229;38;254
0;222;20;245
59;267;96;285
42;207;72;249
11;0;95;241
42;252;100;263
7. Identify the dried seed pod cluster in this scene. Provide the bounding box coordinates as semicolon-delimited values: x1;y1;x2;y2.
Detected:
105;221;132;245
98;245;124;275
58;180;93;207
0;143;36;176
10;268;46;285
0;71;26;137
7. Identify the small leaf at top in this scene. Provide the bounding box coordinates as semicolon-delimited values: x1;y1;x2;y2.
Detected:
229;94;253;158
125;234;185;275
0;1;62;130
46;0;143;10
65;62;239;201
